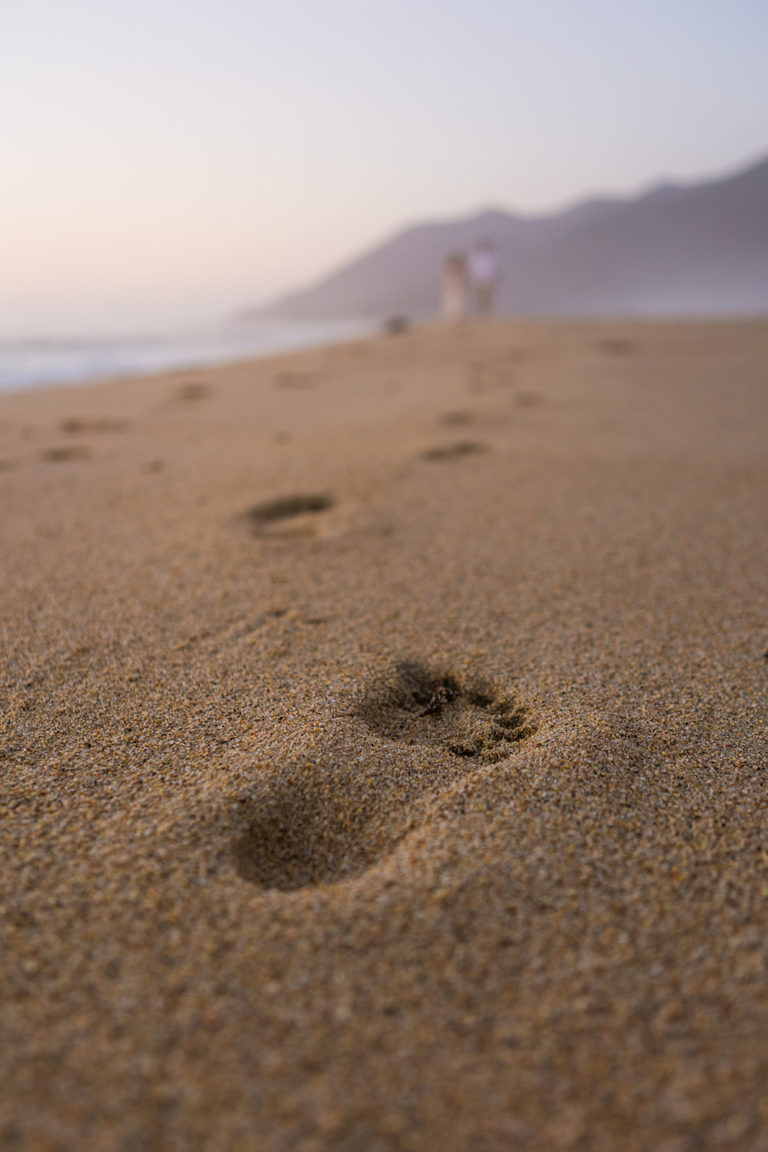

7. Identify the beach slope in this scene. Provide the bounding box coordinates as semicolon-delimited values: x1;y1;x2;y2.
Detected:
1;319;767;1150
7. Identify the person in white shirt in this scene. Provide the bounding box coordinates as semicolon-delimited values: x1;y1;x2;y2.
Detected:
468;238;500;316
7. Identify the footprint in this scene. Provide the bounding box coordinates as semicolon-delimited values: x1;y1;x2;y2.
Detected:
597;339;636;357
232;759;396;892
467;362;516;393
357;661;533;763
274;370;316;390
175;380;209;401
439;409;476;428
515;390;543;408
42;445;92;463
420;440;489;462
232;661;534;892
247;492;337;538
60;417;129;434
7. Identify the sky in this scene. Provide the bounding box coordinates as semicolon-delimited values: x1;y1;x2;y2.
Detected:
2;0;767;336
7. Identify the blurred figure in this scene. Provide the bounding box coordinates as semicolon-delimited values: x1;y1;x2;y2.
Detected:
468;238;500;316
442;250;468;321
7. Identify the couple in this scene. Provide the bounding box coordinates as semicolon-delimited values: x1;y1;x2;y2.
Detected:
443;239;500;320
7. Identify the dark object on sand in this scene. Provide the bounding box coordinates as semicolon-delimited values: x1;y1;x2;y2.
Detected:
383;315;410;336
176;380;209;401
248;493;335;526
420;440;489;462
60;417;129;434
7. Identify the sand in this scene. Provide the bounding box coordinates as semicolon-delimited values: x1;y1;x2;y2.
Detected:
1;318;767;1151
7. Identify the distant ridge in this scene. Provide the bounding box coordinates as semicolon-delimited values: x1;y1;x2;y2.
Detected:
242;152;768;321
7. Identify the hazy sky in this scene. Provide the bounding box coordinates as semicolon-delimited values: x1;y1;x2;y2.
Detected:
3;0;767;335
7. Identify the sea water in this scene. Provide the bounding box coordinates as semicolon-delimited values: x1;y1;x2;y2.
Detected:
0;319;373;395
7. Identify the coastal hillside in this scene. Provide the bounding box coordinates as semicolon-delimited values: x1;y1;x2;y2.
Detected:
244;152;768;321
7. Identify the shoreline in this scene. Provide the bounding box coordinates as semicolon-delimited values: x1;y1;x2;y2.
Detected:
0;317;375;397
3;311;767;398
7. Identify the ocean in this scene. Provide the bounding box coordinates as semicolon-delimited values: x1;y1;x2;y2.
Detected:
0;319;373;395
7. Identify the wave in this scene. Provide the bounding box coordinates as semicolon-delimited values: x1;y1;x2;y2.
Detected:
0;319;372;394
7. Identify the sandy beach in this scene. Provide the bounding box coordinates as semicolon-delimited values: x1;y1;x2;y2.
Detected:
1;318;767;1150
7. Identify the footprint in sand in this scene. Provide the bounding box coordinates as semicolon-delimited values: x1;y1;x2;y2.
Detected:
597;338;636;357
42;445;92;463
60;417;129;434
358;661;533;762
233;661;534;892
515;390;543;409
439;410;476;428
274;370;317;390
420;440;489;462
175;380;210;402
233;757;398;891
247;492;338;539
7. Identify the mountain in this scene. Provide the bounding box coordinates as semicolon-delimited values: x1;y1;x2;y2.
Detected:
243;152;768;321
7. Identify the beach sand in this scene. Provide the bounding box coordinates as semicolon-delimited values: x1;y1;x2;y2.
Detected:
1;318;767;1150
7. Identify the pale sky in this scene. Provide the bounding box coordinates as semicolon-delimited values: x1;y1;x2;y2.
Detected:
3;0;767;335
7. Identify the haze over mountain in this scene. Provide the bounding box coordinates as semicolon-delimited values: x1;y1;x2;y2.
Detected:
245;152;768;322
